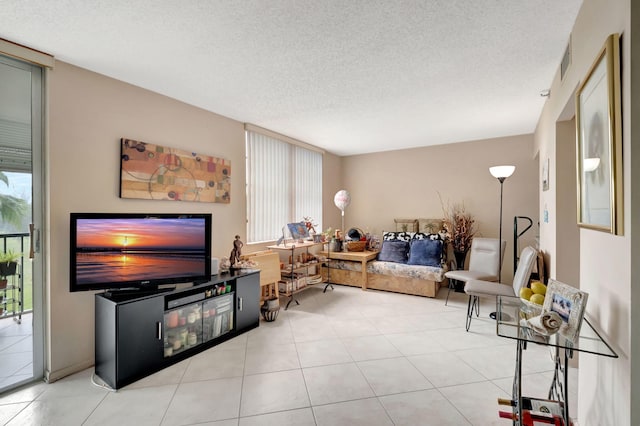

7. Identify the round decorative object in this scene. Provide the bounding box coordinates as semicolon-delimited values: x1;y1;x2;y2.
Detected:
167;311;179;328
261;305;280;322
266;298;280;310
334;190;351;211
187;332;198;346
346;228;362;241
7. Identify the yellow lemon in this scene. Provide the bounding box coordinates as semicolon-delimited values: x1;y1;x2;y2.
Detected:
531;281;547;295
530;293;545;305
519;287;533;301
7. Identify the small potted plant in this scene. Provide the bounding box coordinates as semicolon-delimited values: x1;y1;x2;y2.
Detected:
0;250;20;289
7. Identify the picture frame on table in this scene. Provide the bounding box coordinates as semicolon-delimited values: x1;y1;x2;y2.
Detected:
287;222;309;241
575;33;623;235
542;279;588;343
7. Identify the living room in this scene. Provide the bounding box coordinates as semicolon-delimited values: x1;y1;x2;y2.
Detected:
0;0;637;425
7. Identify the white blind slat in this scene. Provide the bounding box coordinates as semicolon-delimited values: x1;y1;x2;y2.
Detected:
246;130;322;243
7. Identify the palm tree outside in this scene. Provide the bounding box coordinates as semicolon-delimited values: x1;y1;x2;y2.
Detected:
0;171;28;228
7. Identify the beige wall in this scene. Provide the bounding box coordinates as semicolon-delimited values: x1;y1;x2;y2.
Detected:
534;0;633;424
322;153;343;236
555;119;580;287
46;61;342;379
47;61;247;380
341;135;539;282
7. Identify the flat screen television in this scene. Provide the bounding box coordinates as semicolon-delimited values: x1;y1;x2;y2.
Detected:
70;213;212;292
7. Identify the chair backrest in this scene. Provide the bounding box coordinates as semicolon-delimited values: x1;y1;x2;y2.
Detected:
467;238;506;280
511;246;538;295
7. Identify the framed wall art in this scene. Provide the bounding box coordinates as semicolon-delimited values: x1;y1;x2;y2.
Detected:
120;138;231;203
542;279;588;343
575;33;623;234
542;157;549;191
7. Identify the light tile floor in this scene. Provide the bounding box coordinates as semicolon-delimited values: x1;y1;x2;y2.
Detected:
0;286;578;426
0;312;33;391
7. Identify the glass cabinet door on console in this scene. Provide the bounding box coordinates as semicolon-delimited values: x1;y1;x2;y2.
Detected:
202;293;234;343
163;302;203;358
163;291;235;358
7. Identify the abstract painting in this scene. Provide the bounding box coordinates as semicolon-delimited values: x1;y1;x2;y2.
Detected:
120;138;231;203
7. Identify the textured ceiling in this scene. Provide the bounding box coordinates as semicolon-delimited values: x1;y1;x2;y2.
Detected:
1;1;582;156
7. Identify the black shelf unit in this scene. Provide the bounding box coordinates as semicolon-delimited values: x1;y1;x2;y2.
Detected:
0;262;23;323
95;269;260;389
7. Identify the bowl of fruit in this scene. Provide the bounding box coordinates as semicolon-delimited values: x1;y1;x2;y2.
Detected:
519;280;547;316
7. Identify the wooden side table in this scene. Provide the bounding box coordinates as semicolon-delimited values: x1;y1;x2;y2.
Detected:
240;251;281;305
319;250;379;290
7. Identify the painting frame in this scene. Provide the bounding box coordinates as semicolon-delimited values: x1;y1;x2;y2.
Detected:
575;33;623;235
542;279;588;343
120;138;231;204
287;222;309;241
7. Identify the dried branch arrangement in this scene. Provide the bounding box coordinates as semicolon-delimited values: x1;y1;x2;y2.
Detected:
439;193;476;253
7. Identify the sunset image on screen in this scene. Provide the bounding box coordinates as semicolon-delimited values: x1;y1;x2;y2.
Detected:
74;217;207;285
76;218;205;251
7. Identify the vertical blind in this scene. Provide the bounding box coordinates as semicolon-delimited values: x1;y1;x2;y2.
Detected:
246;130;322;243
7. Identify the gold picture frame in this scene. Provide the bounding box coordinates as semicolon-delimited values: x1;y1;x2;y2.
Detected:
576;33;623;234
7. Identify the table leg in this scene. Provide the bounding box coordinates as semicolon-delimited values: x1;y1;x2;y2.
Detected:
361;261;367;290
513;339;524;426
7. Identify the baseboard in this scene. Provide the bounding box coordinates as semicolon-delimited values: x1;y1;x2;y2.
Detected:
45;359;94;383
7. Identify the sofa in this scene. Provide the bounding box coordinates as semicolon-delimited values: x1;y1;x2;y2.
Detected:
321;227;448;298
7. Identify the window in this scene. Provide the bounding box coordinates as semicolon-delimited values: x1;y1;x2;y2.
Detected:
246;127;322;243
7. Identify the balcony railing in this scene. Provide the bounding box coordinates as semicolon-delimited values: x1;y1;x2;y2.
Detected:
1;232;29;318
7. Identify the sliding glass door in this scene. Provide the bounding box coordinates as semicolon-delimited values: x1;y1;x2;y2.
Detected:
0;54;45;392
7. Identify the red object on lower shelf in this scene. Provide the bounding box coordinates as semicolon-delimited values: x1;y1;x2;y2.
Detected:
498;410;570;426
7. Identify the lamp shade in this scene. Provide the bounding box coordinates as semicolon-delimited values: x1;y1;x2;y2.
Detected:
334;190;351;212
489;165;516;179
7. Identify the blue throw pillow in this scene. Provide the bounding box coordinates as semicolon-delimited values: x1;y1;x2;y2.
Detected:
407;238;443;267
378;240;410;263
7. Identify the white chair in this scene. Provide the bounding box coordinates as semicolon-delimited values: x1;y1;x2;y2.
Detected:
463;245;538;331
444;238;506;305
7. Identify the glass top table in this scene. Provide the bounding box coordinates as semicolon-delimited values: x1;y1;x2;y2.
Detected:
496;295;617;358
496;296;617;425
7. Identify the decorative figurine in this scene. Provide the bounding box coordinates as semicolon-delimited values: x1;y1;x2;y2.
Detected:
229;235;243;267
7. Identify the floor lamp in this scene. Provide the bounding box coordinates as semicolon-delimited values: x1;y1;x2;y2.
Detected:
489;165;516;281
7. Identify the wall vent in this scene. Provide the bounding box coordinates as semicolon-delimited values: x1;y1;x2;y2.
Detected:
560;35;571;81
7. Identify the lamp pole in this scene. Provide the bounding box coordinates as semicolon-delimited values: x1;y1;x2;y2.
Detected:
488;165;514;321
489;165;515;282
497;176;506;282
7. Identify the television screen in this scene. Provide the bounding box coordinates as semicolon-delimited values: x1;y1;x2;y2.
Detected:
70;213;211;292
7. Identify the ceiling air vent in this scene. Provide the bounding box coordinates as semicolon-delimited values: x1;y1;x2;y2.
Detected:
560;35;571;81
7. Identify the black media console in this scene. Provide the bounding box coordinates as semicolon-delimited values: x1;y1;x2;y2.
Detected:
95;269;260;389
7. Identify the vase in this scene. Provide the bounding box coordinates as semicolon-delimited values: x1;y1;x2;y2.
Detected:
453;250;468;293
0;261;17;277
453;250;468;270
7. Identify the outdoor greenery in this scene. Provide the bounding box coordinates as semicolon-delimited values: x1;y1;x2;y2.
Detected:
0;172;29;230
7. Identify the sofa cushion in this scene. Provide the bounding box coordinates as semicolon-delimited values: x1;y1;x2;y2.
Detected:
378;240;409;263
411;232;441;241
407;238;443;267
382;231;413;242
368;261;446;282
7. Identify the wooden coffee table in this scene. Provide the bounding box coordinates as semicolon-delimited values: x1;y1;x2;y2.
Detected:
319;250;379;290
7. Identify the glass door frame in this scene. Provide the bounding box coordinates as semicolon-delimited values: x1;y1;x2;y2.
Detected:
0;53;46;389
